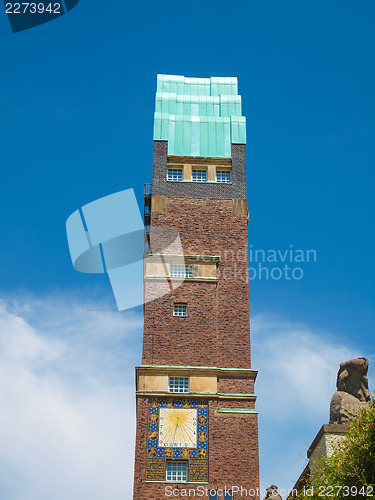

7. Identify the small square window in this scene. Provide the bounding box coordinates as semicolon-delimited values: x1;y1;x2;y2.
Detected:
169;376;189;393
216;169;232;183
170;265;193;278
192;169;207;182
166;461;188;482
167;168;183;181
173;304;187;317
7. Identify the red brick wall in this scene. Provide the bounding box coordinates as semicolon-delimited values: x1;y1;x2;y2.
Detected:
218;376;255;395
209;399;260;499
133;396;148;499
134;140;259;499
152;141;248;200
143;197;251;370
133;396;260;500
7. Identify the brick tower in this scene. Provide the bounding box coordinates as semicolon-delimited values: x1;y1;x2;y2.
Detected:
133;75;260;500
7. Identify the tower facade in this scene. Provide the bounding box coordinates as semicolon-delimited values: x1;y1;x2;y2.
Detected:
133;75;260;499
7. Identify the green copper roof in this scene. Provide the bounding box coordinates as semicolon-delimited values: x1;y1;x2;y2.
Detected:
153;74;246;158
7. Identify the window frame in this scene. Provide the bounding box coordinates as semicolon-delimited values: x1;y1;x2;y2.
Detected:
173;303;187;317
169;264;193;279
192;168;208;183
168;376;189;393
216;168;232;184
167;167;183;182
165;460;188;483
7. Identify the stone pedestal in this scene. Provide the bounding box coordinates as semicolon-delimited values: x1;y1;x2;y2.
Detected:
288;424;347;498
307;424;347;473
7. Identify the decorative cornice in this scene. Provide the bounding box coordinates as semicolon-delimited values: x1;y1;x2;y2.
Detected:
135;391;256;400
144;276;218;282
136;365;257;378
145;481;209;484
145;253;221;262
216;408;258;414
218;393;256;399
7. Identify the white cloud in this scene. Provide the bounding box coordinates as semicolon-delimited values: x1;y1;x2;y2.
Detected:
0;294;142;500
0;297;372;500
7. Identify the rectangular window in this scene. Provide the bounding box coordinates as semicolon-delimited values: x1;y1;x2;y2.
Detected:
169;376;189;393
166;461;188;482
216;169;232;183
167;168;183;182
173;303;187;317
170;264;193;278
192;169;207;182
209;493;218;500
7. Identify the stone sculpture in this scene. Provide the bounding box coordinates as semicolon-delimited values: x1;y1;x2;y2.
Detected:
330;357;371;424
263;485;283;500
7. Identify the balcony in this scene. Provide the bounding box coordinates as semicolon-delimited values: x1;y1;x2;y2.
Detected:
144;183;152;252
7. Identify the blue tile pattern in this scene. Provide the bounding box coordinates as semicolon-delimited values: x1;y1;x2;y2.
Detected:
147;398;208;460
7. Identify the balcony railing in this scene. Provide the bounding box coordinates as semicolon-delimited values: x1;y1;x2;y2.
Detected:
144;184;152;252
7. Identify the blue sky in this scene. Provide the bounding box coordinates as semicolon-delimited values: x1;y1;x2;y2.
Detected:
0;1;374;498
